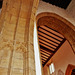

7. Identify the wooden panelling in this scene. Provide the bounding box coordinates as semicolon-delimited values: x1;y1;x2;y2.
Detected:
38;25;66;66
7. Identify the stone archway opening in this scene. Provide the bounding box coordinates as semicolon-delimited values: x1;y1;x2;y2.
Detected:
36;12;75;75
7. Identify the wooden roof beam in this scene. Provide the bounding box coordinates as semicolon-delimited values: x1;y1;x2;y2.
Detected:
43;38;66;66
40;45;55;53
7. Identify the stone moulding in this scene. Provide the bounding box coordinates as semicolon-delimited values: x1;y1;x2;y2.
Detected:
36;12;75;54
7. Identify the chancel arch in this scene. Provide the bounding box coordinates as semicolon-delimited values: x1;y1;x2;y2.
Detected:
36;12;75;75
36;12;75;54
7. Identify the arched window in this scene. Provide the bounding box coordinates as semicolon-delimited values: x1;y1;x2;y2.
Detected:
49;63;55;74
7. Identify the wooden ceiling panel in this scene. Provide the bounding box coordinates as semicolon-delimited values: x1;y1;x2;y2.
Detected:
38;35;59;46
38;25;66;66
38;31;61;43
39;42;55;51
41;25;64;38
40;50;51;55
39;27;63;41
39;38;58;48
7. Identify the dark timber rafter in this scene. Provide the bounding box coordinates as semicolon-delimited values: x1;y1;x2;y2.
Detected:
39;41;56;50
38;34;59;45
39;27;64;39
38;25;66;66
40;45;55;53
39;37;58;47
43;38;66;66
38;30;62;42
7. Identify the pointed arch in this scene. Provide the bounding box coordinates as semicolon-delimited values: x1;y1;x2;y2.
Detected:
36;12;75;54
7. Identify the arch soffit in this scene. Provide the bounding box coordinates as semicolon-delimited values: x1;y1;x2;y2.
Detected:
36;12;75;54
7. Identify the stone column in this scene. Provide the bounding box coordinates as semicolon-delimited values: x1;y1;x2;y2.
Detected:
0;0;39;75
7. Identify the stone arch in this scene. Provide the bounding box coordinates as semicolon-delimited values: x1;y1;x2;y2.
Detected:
36;12;75;54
